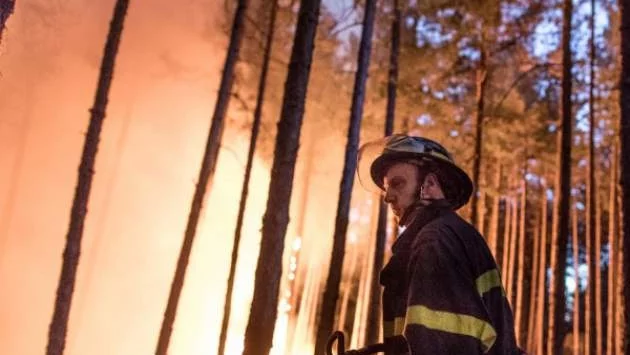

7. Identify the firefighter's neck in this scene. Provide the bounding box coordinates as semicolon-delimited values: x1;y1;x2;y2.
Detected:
398;199;431;227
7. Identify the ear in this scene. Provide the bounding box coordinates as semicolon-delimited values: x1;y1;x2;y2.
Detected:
424;173;440;188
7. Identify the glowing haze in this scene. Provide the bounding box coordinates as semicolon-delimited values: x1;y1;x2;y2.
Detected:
0;0;361;354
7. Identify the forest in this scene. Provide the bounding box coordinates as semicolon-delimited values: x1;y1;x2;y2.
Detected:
0;0;629;354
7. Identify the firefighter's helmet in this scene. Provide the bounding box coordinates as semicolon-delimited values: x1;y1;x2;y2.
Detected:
357;134;473;210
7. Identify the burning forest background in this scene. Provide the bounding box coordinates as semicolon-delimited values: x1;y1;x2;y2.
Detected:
0;0;629;355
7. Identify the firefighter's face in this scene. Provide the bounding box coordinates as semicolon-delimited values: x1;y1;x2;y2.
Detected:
383;162;421;218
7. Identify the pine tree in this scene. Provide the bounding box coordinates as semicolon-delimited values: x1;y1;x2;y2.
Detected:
619;0;630;352
536;184;549;355
488;165;502;257
242;0;322;352
515;166;528;345
217;1;278;354
46;1;129;354
606;142;617;355
526;196;541;351
156;1;250;353
366;0;400;345
548;0;574;351
314;1;377;353
572;202;581;355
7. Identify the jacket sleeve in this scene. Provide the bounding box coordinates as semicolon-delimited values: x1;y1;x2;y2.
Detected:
403;227;497;354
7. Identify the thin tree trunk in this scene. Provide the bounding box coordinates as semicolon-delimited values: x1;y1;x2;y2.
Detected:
68;101;134;353
586;2;599;351
619;0;630;351
616;172;625;355
507;180;519;305
217;2;277;354
596;187;603;355
470;47;488;226
489;165;502;257
156;1;249;353
366;0;400;345
548;0;574;351
572;203;581;355
314;1;377;352
46;1;129;354
527;199;541;352
536;186;549;355
478;188;487;236
606;142;617;355
242;0;322;352
502;196;512;292
0;0;15;46
515;173;527;346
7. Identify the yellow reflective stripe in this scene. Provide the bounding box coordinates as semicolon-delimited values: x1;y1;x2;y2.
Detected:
383;317;406;338
406;305;497;352
476;269;505;296
383;321;395;338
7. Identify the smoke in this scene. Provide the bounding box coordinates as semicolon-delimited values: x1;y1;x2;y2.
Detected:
0;1;278;354
0;0;374;353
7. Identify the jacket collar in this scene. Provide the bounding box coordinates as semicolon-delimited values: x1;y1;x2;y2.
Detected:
391;199;452;255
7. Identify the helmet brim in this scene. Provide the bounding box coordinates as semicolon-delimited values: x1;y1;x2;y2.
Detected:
357;137;474;210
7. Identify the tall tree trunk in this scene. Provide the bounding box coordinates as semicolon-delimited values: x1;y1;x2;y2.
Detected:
68;101;134;353
515;172;528;346
242;0;322;352
596;188;603;355
478;188;487;236
314;1;377;352
572;203;580;355
470;46;488;226
509;194;519;304
0;0;15;46
587;1;599;351
502;195;513;292
155;1;249;353
45;1;129;354
615;171;625;355
217;2;278;354
366;0;400;345
548;0;574;351
488;165;502;257
527;197;541;352
606;142;617;355
536;186;549;355
619;0;630;351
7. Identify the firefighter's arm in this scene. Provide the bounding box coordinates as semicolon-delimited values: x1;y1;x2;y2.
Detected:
404;231;497;354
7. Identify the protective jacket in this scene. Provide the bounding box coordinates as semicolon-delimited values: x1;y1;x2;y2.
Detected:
380;201;522;354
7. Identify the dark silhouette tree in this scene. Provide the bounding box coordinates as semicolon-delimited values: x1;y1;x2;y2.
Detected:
548;0;574;351
536;183;549;355
216;1;278;355
154;1;249;353
241;0;322;353
619;0;630;352
314;0;378;353
585;1;600;352
45;1;129;354
366;0;400;345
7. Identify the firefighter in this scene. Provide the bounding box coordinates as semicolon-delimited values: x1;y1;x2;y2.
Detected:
357;134;523;355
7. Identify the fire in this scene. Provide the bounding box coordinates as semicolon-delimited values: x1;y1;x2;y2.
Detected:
0;1;366;354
